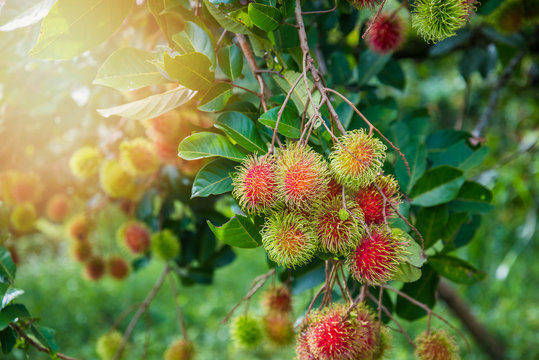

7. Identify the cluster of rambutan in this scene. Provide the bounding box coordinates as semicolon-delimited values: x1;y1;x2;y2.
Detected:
296;303;391;360
232;130;408;286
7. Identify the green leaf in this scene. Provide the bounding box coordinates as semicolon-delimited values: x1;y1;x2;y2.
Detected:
0;304;30;330
30;0;134;59
191;158;235;198
258;106;301;138
164;52;214;91
395;142;428;194
204;0;250;34
429;255;486;284
449;181;493;213
217;45;243;80
0;327;16;354
207;215;262;248
356;50;390;86
396;264;439;321
394;230;426;267
392;263;422;283
216;112;267;153
172;21;216;66
279;0;296;18
0;248;16;286
97;86;195;120
31;325;58;352
415;205;449;249
93;48;168;92
197;83;232;112
178;132;247;162
273;71;321;118
1;289;24;309
248;3;283;32
0;0;56;32
378;58;405;90
410;166;465;207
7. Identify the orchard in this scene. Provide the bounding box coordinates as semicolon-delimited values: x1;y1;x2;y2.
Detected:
0;0;537;359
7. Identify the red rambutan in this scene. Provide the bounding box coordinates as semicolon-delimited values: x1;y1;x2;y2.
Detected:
84;256;106;281
354;175;401;225
262;285;293;314
414;329;460;360
263;313;295;345
118;222;151;254
296;325;317;360
107;256;130;280
70;240;93;263
366;13;407;54
66;214;90;242
45;193;71;222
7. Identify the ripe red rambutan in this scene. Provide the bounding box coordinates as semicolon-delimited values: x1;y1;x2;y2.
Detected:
347;226;408;285
326;178;344;199
366;13;407;54
118;222;151;254
66;214;90;242
263;313;295;345
70;240;93;263
276;144;330;209
355;175;401;225
84;256;106;281
296;326;317;360
45;193;71;222
262;285;293;314
414;329;460;360
107;256;130;280
261;210;318;268
232;155;279;214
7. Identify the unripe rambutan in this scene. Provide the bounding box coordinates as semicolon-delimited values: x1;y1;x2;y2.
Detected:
45;193;71;222
96;330;129;360
261;210;318;268
151;229;180;260
10;202;37;233
354;175;401;225
366;13;407;54
164;338;195;360
230;314;263;349
261;285;293;314
70;240;93;263
412;0;471;43
414;329;460;360
348;0;380;9
312;196;364;255
276;144;330;209
84;256;106;281
69;146;103;179
99;159;138;199
119;137;160;176
329;130;386;190
107;256;130;280
117;222;151;254
232;155;279;215
347;226;408;285
66;214;90;242
263;313;294;345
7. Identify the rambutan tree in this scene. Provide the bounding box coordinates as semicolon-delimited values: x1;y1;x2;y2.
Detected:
0;0;536;358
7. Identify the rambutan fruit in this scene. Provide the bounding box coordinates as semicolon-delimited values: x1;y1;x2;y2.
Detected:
263;313;294;345
70;240;93;263
10;202;37;233
329;130;386;190
45;193;71;222
348;0;381;9
1;171;42;205
96;330;129;360
354;175;401;225
229;314;263;349
275;144;330;209
296;326;317;360
373;325;392;360
366;13;407;54
69;146;103;179
414;329;460;360
261;285;293;314
145;111;189;144
412;0;471;43
261;210;318;268
346;226;408;285
232;155;279;215
164;338;195;360
119;137;160;176
151;229;180;260
84;256;106;281
312;196;364;255
353;305;381;358
326;178;344;199
107;256;130;280
99;159;138;199
117;222;151;254
66;214;90;242
154;137;180;163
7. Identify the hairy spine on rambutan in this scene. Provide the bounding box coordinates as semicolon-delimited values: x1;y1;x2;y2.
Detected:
373;325;392;360
329;129;386;190
346;226;408;285
354;305;382;359
414;329;460;360
296;323;317;360
355;175;401;225
312;196;364;255
275;144;330;209
164;338;195;360
230;314;263;349
262;285;293;314
261;210;318;268
412;0;472;43
232;155;279;214
366;13;407;54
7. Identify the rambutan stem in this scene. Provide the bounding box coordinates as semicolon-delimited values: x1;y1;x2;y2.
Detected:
362;0;388;39
302;0;338;15
168;274;189;340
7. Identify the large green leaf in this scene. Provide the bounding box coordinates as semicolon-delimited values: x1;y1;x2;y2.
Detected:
172;21;215;66
396;265;439;321
0;0;56;32
395;142;428;194
355;50;390;86
30;0;134;59
31;325;58;352
0;327;16;354
0;248;16;286
204;0;250;34
248;3;283;31
377;58;405;90
273;71;321;118
429;255;486;284
217;45;243;80
191;158;236;198
1;288;24;309
449;181;493;213
93;48;168;92
197;83;232;112
258;106;301;138
164;52;214;91
216;112;267;153
392;263;422;283
0;304;30;330
97;86;195;120
178;132;247;162
207;215;261;248
410;166;465;207
415;205;449;249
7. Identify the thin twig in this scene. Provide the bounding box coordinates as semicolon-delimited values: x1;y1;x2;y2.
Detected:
362;0;388;39
10;323;79;360
302;0;338;15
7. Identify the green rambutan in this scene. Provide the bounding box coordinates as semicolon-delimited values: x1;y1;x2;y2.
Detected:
412;0;471;43
107;256;130;280
99;159;138;200
151;229;180;260
164;338;195;360
354;175;401;225
312;196;364;255
414;329;460;360
329;130;386;190
96;330;129;360
261;210;318;268
84;256;106;281
263;313;295;345
261;285;293;314
230;314;263;349
10;202;37;233
275;144;330;209
69;146;103;179
346;226;408;285
117;222;151;254
232;155;279;215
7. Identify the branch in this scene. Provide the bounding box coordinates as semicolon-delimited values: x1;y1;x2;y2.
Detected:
302;0;338;15
10;323;79;360
169;274;189;340
362;0;388;39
